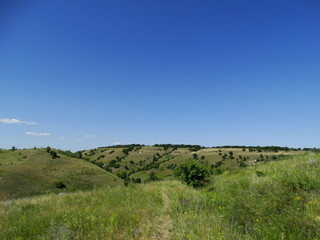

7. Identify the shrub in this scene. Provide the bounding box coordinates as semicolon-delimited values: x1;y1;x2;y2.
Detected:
50;151;59;159
255;170;266;177
55;181;66;189
175;159;211;188
134;178;141;183
148;171;159;181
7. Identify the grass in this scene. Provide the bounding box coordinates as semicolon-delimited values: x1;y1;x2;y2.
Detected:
204;153;320;239
0;184;164;240
83;146;304;182
1;149;319;239
0;149;123;200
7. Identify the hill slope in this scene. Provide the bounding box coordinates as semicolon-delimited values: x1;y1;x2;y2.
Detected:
0;148;123;200
83;145;304;181
1;153;319;239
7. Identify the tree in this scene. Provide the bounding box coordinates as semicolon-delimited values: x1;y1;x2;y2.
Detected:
46;146;51;153
174;159;211;188
50;150;58;159
55;181;66;189
134;178;141;183
74;151;83;159
148;171;158;181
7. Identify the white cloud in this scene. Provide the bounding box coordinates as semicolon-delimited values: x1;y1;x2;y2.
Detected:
73;139;81;142
25;132;51;136
84;134;96;138
60;136;65;139
0;118;38;125
113;142;121;145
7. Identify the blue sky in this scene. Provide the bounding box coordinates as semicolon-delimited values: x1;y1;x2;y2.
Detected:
1;0;320;151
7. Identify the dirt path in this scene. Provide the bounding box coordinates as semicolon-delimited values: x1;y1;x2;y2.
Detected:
151;187;173;240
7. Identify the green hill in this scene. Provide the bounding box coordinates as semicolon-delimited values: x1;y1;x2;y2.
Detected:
0;148;123;200
0;153;319;239
82;145;304;182
0;145;306;200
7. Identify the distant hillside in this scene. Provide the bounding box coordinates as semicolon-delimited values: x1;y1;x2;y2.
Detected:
81;144;304;182
0;148;123;200
0;145;306;200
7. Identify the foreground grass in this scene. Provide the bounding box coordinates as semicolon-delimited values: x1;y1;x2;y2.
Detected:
0;185;163;240
204;153;320;240
1;153;319;239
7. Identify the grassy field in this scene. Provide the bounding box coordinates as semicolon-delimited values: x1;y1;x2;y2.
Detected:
1;152;319;239
0;149;123;200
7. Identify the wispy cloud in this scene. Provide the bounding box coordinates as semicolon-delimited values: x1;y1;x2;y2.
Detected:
85;134;96;138
0;118;38;125
113;142;121;145
25;132;51;136
60;136;65;139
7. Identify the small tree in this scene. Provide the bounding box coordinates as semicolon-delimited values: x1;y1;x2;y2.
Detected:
74;151;83;159
50;150;58;159
55;181;66;189
46;146;51;153
148;171;158;181
174;159;211;188
134;178;141;183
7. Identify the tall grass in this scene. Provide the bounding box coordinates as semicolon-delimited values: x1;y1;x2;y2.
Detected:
204;153;320;239
0;185;163;240
162;154;320;239
1;153;319;239
166;181;248;240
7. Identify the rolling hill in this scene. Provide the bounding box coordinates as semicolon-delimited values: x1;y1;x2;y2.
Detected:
82;144;304;182
0;148;123;200
0;145;307;200
0;152;319;239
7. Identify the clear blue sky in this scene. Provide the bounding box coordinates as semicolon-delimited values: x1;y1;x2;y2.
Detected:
1;0;320;151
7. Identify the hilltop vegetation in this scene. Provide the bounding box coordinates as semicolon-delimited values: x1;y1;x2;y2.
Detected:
0;153;319;239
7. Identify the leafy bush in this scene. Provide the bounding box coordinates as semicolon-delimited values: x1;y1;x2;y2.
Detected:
55;181;66;189
148;171;159;181
175;159;211;188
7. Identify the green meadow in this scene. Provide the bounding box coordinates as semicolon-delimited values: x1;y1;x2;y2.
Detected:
0;146;319;239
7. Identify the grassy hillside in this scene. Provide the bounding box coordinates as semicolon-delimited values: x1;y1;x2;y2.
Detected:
202;153;320;239
0;148;123;200
82;145;304;182
1;153;319;239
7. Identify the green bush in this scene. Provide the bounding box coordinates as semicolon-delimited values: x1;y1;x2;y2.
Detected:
175;159;211;188
55;181;66;189
148;171;159;181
